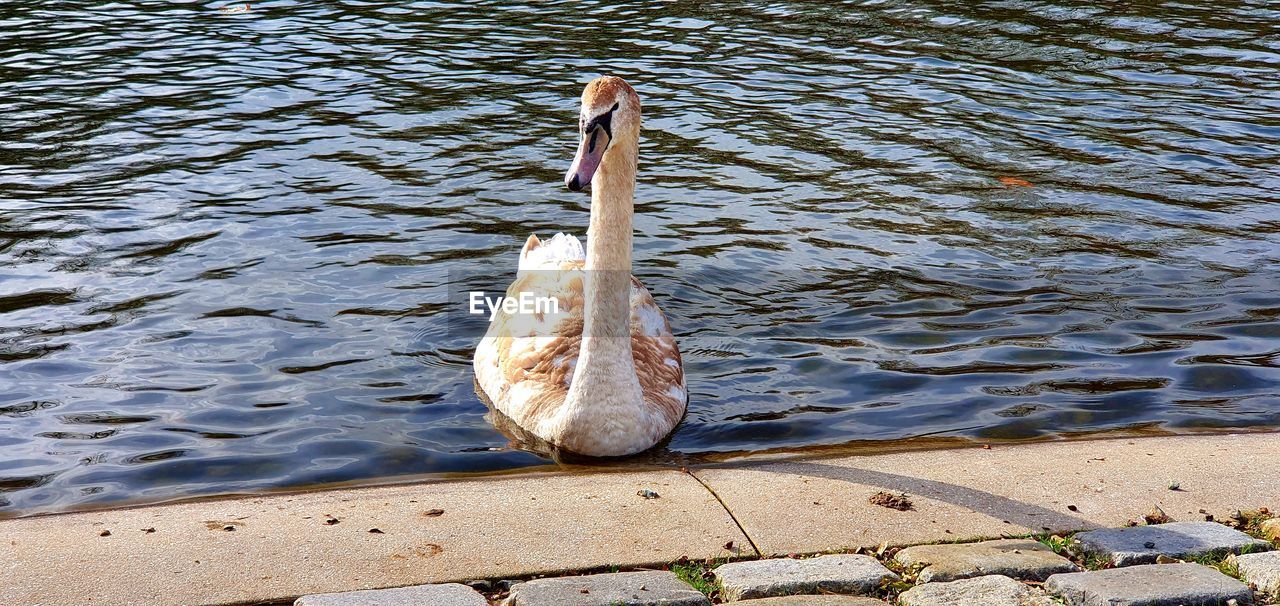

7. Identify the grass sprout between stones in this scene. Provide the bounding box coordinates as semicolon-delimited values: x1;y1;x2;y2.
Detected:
669;556;729;600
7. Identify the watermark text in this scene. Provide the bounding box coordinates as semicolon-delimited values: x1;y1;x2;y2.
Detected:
468;291;560;322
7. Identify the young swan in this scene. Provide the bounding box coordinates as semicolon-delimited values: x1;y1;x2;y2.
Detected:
473;76;687;457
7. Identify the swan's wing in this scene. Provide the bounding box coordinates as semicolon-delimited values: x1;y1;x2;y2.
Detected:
629;277;688;424
519;232;584;270
475;250;585;426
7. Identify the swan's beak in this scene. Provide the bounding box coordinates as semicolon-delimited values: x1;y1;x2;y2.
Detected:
565;126;610;192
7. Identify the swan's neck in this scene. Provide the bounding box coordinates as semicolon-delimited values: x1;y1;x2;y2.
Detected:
563;138;644;431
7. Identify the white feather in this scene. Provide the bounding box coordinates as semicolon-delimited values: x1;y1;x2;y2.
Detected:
636;303;666;337
519;233;585;270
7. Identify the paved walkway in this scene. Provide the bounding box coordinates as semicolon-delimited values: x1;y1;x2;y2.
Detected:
1;432;1277;606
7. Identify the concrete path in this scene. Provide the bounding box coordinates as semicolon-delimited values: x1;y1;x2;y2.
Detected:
693;433;1280;555
0;470;746;606
2;433;1277;606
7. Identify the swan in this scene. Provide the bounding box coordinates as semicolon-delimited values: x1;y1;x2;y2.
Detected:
473;76;687;457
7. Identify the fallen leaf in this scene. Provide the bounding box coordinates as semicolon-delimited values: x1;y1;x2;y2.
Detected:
999;176;1033;187
1144;505;1172;525
869;491;913;511
368;528;384;534
99;530;111;537
423;508;445;517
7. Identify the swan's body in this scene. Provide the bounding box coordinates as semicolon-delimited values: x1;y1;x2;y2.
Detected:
473;77;687;457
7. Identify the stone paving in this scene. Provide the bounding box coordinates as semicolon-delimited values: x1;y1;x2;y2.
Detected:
7;433;1278;606
898;574;1057;606
288;515;1278;605
1263;519;1280;542
504;571;710;606
1075;521;1271;566
1230;550;1280;596
1045;563;1254;606
713;554;898;601
294;583;486;606
894;538;1079;582
732;598;886;605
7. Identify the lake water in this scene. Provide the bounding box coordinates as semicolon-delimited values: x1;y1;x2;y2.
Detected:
3;0;1279;515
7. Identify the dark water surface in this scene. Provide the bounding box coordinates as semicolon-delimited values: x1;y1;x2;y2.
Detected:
3;1;1280;515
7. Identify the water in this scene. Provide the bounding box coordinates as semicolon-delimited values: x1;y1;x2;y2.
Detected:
3;1;1280;516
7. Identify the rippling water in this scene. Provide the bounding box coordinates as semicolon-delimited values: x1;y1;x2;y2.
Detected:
3;0;1280;515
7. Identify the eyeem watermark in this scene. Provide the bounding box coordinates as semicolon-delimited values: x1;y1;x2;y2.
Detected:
468;291;560;322
444;266;1280;339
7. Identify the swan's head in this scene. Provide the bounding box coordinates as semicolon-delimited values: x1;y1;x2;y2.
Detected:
566;76;641;192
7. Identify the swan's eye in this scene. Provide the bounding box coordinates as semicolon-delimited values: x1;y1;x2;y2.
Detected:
583;102;620;139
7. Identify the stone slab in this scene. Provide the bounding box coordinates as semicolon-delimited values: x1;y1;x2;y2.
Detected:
1045;563;1253;606
294;583;485;606
693;433;1280;556
898;574;1056;606
1262;518;1280;541
713;554;897;601
1230;551;1280;595
894;538;1079;582
734;597;887;605
0;470;747;606
505;571;709;606
1075;521;1271;566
